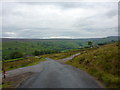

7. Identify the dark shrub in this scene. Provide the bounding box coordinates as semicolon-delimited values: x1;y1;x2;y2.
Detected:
10;52;23;59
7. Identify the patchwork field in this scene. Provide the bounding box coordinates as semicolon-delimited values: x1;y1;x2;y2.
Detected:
2;36;118;60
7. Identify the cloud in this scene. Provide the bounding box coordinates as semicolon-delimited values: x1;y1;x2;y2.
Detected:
2;2;118;38
3;32;18;38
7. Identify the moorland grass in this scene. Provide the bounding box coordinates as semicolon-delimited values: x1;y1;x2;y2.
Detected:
42;49;83;60
3;57;46;71
65;42;120;88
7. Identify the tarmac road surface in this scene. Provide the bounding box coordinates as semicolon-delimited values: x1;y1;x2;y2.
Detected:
19;58;103;88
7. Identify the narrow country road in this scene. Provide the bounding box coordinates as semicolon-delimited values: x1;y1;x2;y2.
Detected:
19;58;103;88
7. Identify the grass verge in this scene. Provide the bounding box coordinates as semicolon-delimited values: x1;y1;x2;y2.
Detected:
2;57;46;88
3;57;46;71
2;72;33;88
42;49;85;60
65;42;120;88
2;58;24;63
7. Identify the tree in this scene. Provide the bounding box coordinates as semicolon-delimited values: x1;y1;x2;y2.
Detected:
88;41;93;48
10;51;23;59
34;50;40;56
97;43;106;46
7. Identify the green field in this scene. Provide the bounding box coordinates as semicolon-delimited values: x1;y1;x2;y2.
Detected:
2;36;119;60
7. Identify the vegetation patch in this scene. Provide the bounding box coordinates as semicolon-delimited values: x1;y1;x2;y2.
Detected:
42;49;83;60
2;36;118;60
2;58;24;62
65;42;120;88
3;57;46;71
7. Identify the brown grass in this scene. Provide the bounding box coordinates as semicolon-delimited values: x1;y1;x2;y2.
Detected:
42;49;84;60
3;57;45;71
65;42;120;88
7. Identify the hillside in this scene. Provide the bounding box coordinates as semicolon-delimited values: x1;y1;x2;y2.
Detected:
65;42;119;88
2;36;119;60
2;42;119;88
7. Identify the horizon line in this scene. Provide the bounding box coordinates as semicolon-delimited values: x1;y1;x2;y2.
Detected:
1;35;119;40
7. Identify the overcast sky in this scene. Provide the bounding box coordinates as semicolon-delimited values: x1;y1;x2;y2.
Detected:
1;1;118;39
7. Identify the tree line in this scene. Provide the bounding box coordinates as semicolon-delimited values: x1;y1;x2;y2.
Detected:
2;49;60;60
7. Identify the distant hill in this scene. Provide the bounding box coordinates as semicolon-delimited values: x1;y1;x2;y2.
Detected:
2;36;119;41
2;36;119;60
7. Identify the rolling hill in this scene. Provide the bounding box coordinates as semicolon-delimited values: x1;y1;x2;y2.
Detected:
2;36;119;60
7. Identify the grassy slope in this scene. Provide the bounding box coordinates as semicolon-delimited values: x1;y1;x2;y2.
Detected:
2;40;80;60
2;36;119;60
2;42;119;88
42;49;83;60
3;57;46;71
65;42;120;88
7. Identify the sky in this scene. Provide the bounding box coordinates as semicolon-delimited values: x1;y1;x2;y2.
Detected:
1;1;118;39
